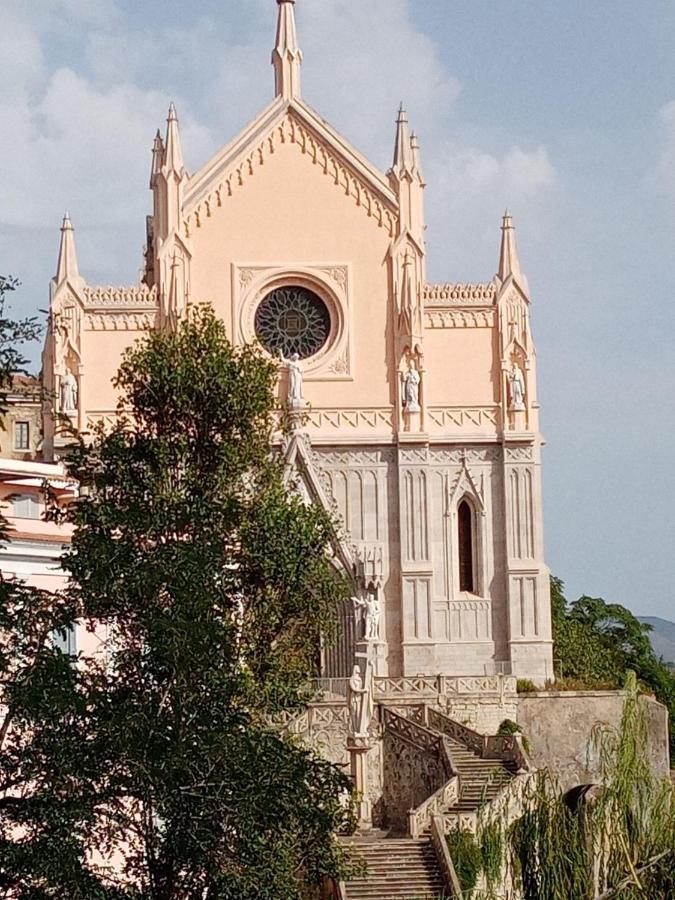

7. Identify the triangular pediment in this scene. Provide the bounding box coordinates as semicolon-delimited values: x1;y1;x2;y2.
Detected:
282;432;358;577
449;457;486;514
182;99;398;238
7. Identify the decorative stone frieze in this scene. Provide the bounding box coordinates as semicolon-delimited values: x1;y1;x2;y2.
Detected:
81;284;158;308
314;447;396;466
427;447;502;464
85;313;156;331
305;407;394;431
423;283;497;305
505;445;534;462
425;310;494;328
427;406;499;430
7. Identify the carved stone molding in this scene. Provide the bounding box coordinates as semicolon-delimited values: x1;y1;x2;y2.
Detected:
85;411;118;431
85;312;156;331
306;408;394;431
428;447;502;464
425;310;495;329
424;283;496;306
427;407;499;431
81;284;158;309
399;447;429;465
314;448;396;466
505;446;534;462
184;111;397;239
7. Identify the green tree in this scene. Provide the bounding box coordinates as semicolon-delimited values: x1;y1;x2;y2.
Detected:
552;577;675;758
470;674;674;900
0;308;354;898
0;276;41;414
0;278;99;890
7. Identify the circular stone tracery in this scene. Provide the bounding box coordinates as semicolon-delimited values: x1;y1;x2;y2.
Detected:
254;286;331;360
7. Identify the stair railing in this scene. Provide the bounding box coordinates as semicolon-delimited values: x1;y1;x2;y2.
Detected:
485;732;533;771
408;771;461;839
427;706;488;757
431;814;463;898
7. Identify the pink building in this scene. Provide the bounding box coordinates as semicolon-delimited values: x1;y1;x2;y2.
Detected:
29;0;552;682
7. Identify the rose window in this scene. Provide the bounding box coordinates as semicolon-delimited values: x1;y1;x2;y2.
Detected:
254;286;331;359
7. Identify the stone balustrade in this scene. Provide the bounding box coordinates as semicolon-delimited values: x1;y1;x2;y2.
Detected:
408;775;460;839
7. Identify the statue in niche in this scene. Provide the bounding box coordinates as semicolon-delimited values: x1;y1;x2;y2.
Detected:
348;662;373;738
402;358;421;412
284;353;303;406
60;370;78;414
354;590;381;641
509;361;526;411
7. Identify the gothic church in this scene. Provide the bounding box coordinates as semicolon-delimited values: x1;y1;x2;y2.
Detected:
42;0;554;682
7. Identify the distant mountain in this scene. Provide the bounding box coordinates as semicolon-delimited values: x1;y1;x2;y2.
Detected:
638;616;675;664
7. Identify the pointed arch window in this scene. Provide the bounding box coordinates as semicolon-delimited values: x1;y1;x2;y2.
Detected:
458;499;475;593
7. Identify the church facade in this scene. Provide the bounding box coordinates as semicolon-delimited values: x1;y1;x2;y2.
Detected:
42;0;553;682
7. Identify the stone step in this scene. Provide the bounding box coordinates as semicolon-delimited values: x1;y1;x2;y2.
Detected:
342;837;447;900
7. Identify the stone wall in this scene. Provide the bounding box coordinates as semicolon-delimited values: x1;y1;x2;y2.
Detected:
375;674;518;735
518;691;670;792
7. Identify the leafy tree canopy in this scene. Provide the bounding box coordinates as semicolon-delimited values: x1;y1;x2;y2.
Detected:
0;276;41;413
552;576;675;758
0;307;355;898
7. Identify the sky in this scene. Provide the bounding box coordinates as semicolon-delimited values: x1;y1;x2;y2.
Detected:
1;0;674;620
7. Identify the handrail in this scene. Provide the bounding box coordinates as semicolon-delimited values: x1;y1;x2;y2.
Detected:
382;707;451;761
408;775;460;839
485;733;533;772
427;707;487;757
431;814;463;898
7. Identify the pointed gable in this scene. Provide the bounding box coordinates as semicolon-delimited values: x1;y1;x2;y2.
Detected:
182;100;398;240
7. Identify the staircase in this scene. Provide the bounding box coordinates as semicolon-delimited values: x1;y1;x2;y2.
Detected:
445;736;516;813
342;833;447;899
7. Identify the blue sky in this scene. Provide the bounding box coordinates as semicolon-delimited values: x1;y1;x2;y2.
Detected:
1;0;674;620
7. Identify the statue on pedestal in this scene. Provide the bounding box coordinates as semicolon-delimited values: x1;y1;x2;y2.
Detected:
60;370;78;415
347;663;373;738
353;591;381;641
285;353;303;406
509;362;525;411
402;358;421;412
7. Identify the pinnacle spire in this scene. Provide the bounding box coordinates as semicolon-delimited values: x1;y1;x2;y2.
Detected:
163;103;184;175
498;210;523;284
392;103;413;175
55;213;79;285
410;131;423;181
273;0;302;101
150;129;165;188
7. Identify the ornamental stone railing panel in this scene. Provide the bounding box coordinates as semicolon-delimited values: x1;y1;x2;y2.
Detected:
430;814;463;898
381;708;452;833
485;733;533;772
408;774;460;839
427;707;487;758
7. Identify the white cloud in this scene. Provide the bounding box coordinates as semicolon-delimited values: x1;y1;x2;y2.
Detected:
0;0;556;303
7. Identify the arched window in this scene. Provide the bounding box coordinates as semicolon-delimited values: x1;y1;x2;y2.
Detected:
458;499;475;593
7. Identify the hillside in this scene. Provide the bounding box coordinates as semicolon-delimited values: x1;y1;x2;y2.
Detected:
638;616;675;664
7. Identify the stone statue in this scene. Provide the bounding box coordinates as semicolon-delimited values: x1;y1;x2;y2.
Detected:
348;664;366;736
354;591;381;641
285;352;303;405
403;358;420;412
60;370;78;414
347;662;373;738
509;362;525;410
